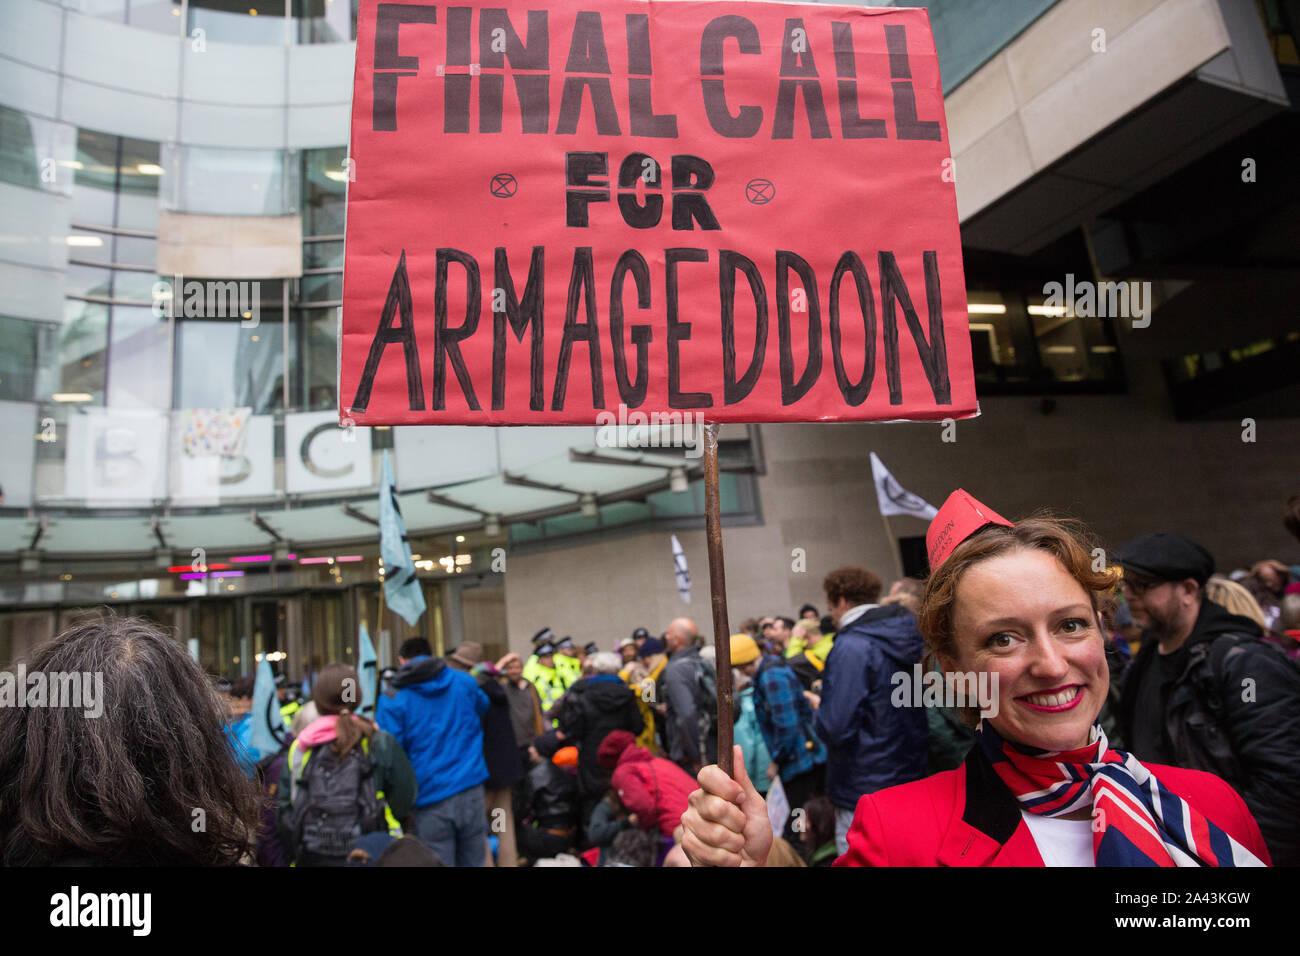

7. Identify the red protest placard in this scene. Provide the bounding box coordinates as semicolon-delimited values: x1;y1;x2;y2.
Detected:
340;0;976;426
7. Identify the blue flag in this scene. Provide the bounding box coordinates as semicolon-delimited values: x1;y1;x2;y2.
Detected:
379;449;427;627
358;621;378;719
248;659;286;757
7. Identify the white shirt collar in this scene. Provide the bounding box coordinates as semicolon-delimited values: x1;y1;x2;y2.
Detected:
837;603;879;629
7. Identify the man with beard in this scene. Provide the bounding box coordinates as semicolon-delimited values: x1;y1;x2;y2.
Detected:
1116;532;1300;866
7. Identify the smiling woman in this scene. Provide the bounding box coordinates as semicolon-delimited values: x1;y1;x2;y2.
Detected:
680;492;1273;868
920;517;1117;755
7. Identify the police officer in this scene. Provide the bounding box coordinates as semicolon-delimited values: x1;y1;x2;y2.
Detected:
554;637;582;689
631;627;650;652
522;627;555;687
528;642;568;723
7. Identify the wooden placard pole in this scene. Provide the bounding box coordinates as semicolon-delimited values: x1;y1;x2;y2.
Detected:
703;423;734;777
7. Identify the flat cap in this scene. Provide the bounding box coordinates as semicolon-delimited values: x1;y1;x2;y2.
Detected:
1114;532;1214;584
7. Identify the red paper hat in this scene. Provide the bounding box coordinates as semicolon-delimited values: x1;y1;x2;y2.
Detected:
926;490;1014;570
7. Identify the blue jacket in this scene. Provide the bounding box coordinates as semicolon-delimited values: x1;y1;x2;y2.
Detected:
377;655;489;807
733;685;772;794
813;605;927;811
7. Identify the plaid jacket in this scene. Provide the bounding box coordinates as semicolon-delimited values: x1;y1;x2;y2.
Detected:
753;655;826;781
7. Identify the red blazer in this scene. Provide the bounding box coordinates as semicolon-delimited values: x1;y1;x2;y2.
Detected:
835;747;1272;866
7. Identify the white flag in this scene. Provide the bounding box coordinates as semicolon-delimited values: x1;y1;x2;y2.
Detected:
671;534;690;604
870;452;939;520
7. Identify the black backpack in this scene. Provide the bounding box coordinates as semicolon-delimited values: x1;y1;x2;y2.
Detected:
691;655;720;745
653;652;719;761
287;739;388;866
692;655;718;713
1172;630;1292;783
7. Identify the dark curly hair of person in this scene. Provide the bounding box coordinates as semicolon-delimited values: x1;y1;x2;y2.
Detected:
822;567;883;607
0;614;265;865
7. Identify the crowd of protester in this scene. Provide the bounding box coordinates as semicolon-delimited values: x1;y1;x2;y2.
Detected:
1;494;1299;868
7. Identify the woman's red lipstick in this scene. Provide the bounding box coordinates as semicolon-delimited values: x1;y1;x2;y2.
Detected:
1016;684;1083;712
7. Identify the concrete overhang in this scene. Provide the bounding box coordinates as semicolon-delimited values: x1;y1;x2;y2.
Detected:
948;0;1289;256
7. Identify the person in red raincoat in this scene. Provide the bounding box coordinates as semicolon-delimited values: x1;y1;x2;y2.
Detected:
598;730;696;839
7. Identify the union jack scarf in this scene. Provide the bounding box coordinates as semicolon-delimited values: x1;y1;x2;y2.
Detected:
977;722;1266;867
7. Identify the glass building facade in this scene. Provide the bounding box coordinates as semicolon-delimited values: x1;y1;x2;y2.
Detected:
0;0;768;678
2;0;1294;683
0;0;1136;678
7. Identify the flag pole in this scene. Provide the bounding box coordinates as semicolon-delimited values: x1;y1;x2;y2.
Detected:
703;422;734;777
378;575;392;706
879;508;905;582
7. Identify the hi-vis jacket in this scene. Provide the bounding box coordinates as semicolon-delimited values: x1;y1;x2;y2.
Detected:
523;655;569;719
555;653;582;688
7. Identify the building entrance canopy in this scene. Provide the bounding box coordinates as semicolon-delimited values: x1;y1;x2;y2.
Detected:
0;420;735;561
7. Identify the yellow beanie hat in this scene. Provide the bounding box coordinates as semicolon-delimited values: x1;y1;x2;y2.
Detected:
729;633;760;666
